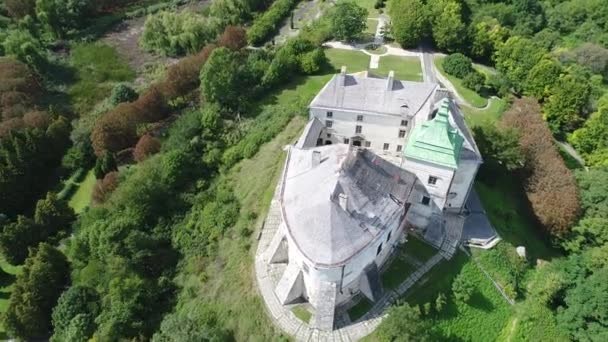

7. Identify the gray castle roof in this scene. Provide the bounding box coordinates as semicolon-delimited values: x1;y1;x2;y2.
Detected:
309;71;438;117
280;145;416;266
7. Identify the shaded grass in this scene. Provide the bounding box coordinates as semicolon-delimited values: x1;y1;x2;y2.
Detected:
375;55;423;82
292;305;312;323
68;42;135;115
403;235;437;262
324;48;371;73
68;170;96;213
434;56;488;108
381;255;416;290
558;144;584;170
366;18;378;35
402;252;513;341
358;0;381;17
348;298;373;322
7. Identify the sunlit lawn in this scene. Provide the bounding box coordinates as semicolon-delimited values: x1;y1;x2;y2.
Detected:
68;170;96;213
325;48;371;73
291;305;312;323
434;56;488;108
376;55;423;82
462;97;507;127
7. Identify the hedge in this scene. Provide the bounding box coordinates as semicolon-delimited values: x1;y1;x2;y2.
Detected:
247;0;298;46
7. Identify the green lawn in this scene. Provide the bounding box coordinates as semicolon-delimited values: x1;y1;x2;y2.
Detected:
462;97;508;127
366;18;378;35
401;252;513;341
324;48;370;73
68;42;135;115
358;0;382;17
434;56;488;108
68;170;96;213
348;298;373;322
403;235;437;262
376;55;423;82
381;255;416;290
291;305;312;323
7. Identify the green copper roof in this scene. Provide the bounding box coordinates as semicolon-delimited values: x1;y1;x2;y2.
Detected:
403;99;464;169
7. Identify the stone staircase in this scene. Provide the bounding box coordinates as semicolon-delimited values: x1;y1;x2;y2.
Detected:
439;213;465;259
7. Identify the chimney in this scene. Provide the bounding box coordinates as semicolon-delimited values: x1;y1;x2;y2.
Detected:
387;70;395;91
312;150;321;166
338;193;348;212
338;65;347;86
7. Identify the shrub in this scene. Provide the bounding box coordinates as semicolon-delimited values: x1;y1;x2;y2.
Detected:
442;53;473;78
502;98;580;237
141;10;219;56
218;25;247;50
247;0;298;46
22;110;51;129
92;171;119;204
452;273;474;302
134;135;161;162
110;84;138;105
462;71;486;92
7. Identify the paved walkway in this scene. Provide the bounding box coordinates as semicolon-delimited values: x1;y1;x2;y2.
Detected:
254;150;461;341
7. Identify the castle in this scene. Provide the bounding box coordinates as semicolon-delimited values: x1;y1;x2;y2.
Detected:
261;68;482;331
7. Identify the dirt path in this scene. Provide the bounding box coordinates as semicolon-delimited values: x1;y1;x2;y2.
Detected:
102;1;210;83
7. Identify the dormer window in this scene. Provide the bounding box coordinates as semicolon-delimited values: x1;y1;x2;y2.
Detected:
400;120;408;126
428;176;438;185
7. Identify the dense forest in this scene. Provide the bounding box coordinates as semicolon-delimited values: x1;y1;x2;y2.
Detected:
0;0;607;340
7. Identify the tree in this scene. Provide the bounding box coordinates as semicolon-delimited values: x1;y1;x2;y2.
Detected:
330;1;368;42
134;135;161;162
442;53;472;79
468;18;510;62
23;111;51;129
35;0;94;38
94;151;118;179
389;0;428;48
0;216;37;265
375;303;432;341
562;218;608;253
92;171;120;204
4;0;37;18
200;47;253;113
575;167;608;219
218;26;247;50
572;43;608;79
569;94;608;163
34;192;75;234
161;43;216;99
556;267;608;341
246;0;297;46
2;29;46;71
153;309;231;341
429;0;467;52
525;58;562;100
473;124;524;172
494;36;546;94
452;273;474;302
435;293;447;312
4;243;70;340
51;286;100;342
462;71;486;92
110;84;138;106
502;98;580;237
544;72;591;134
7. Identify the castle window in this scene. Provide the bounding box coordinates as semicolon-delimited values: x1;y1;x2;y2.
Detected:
398;130;406;138
355;125;362;134
344;138;350;144
428;176;438;185
400;120;408;126
396;145;402;152
383;143;389;150
326;120;333;128
356;115;364;122
387;231;392;242
365;141;371;148
421;196;431;206
327;133;331;138
376;243;383;255
326;111;333;118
